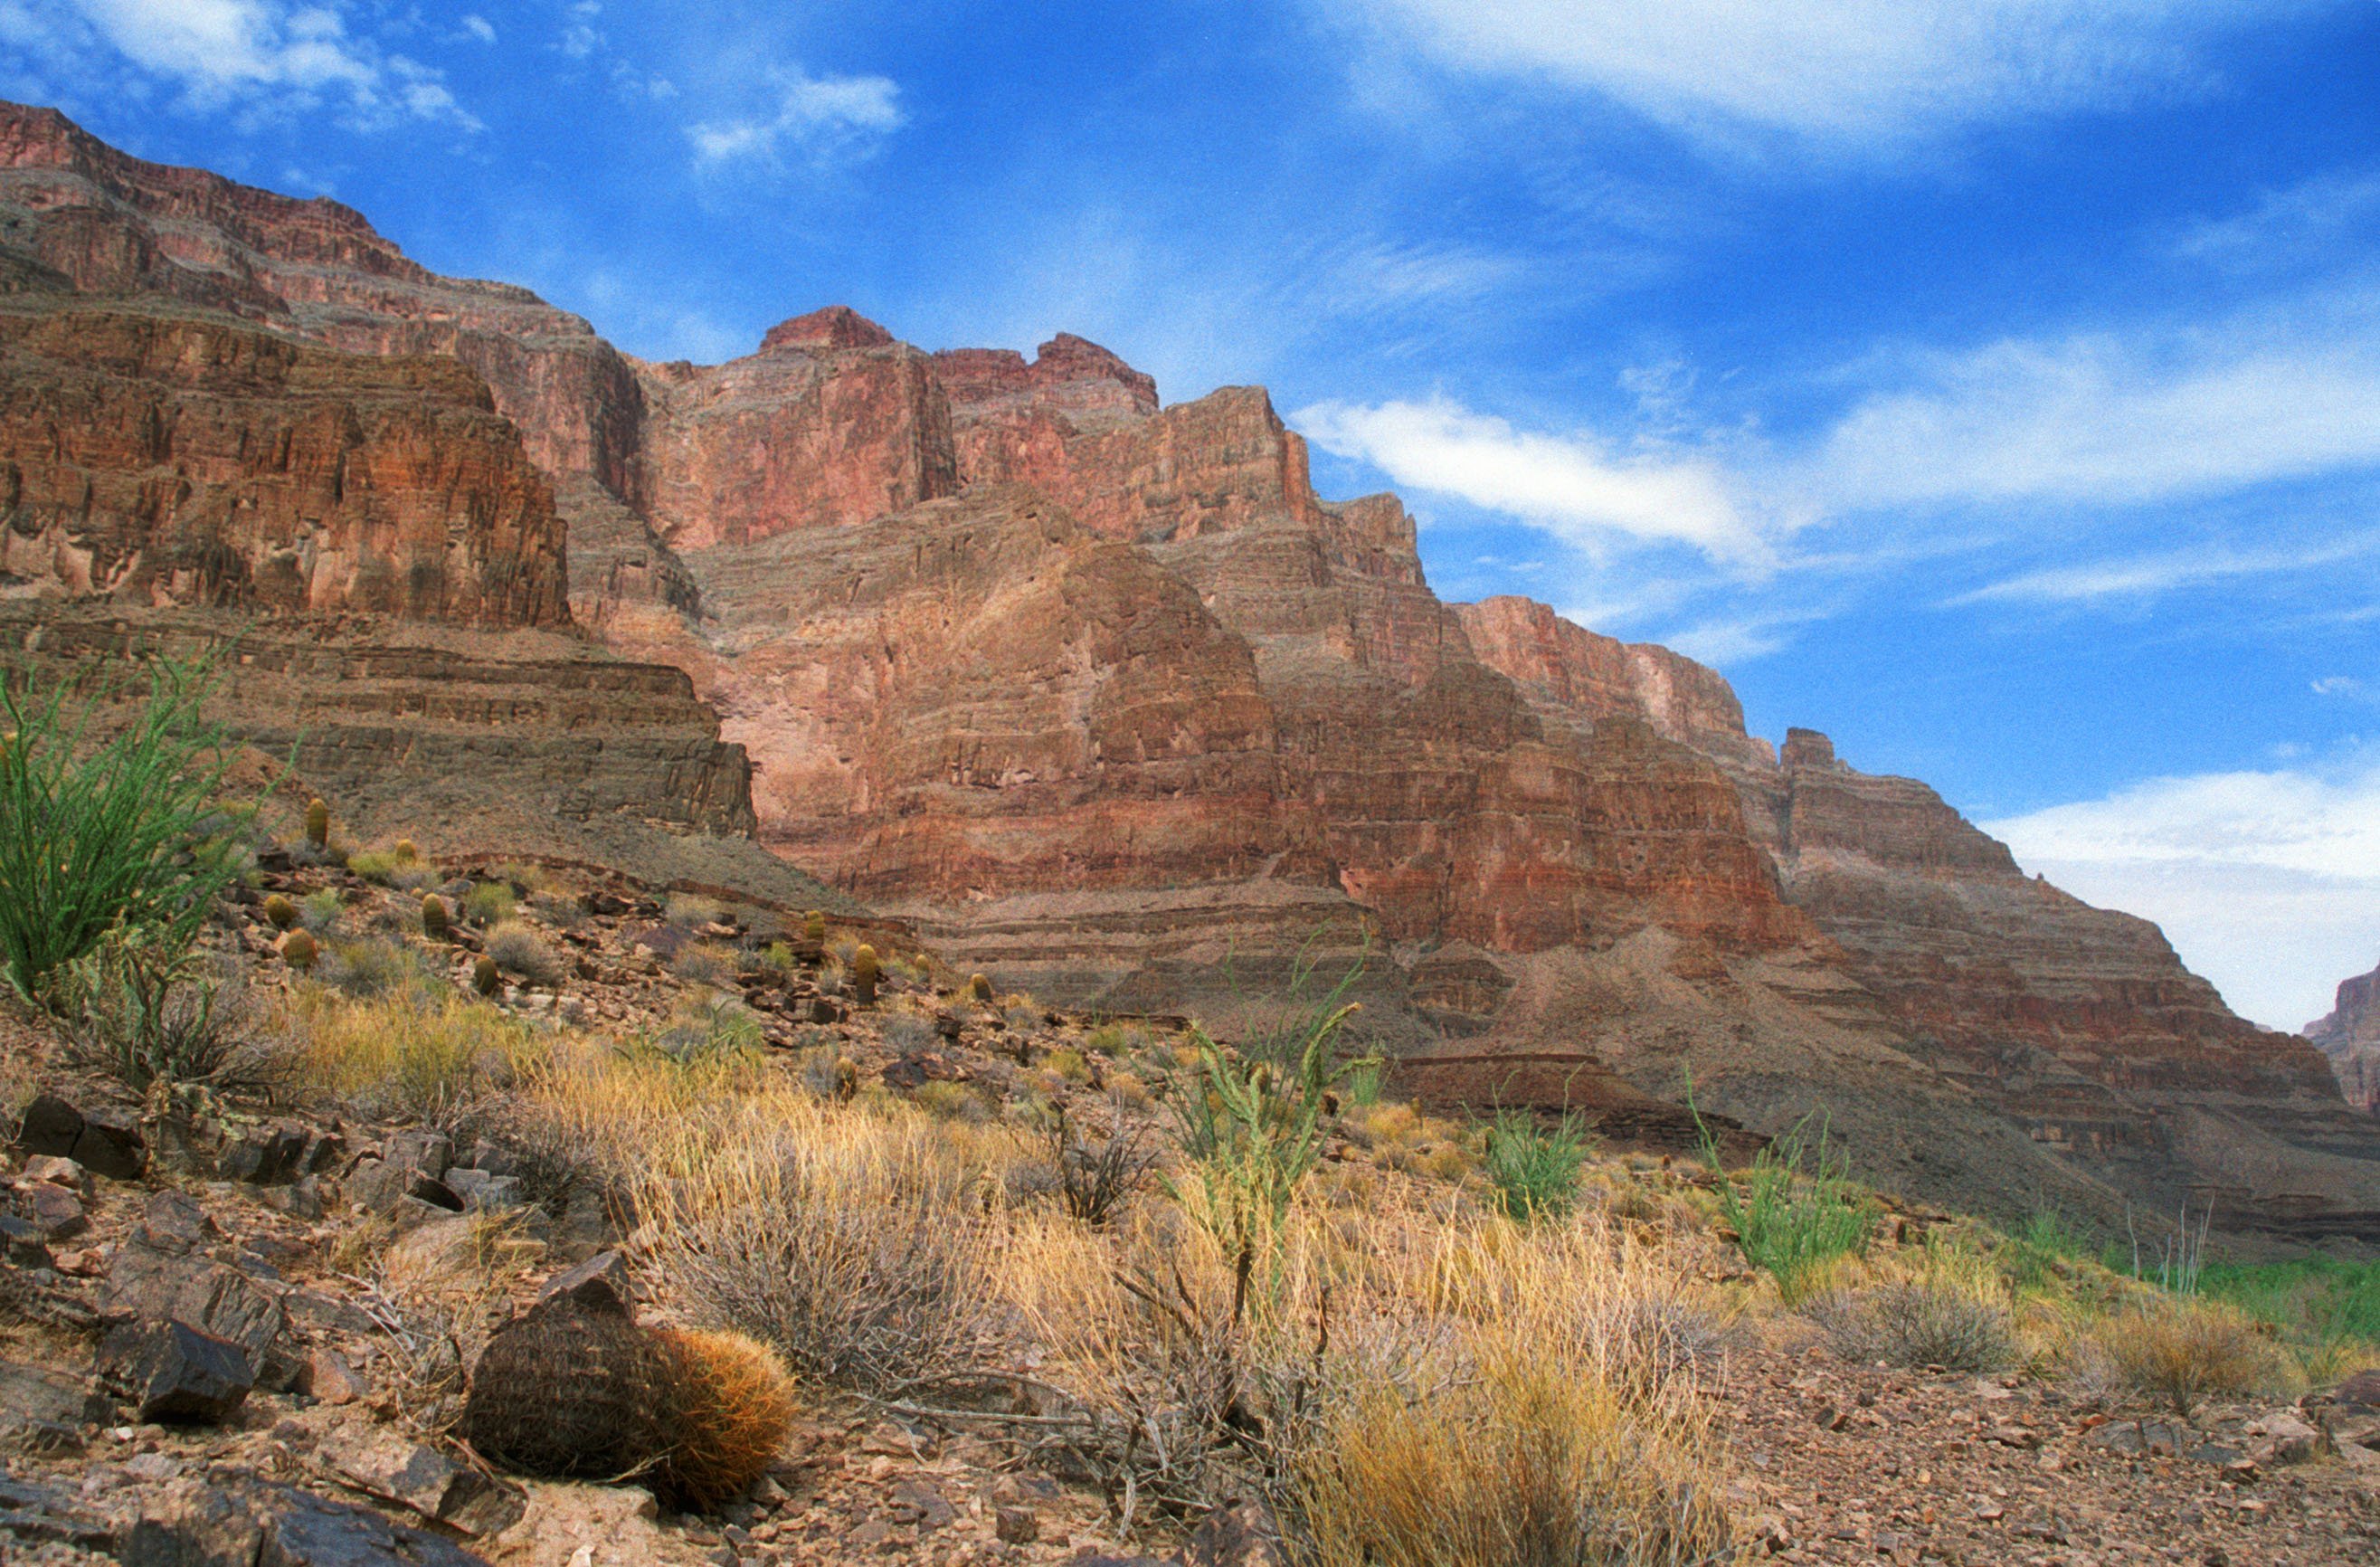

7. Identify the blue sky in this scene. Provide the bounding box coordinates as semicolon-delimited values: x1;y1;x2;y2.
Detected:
5;0;2380;1030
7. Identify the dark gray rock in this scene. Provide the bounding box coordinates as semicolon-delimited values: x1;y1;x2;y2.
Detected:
462;1140;517;1177
71;1103;147;1180
386;1131;453;1182
0;1358;101;1445
218;1123;309;1185
118;1477;492;1567
443;1169;524;1210
137;1190;219;1255
104;1241;294;1390
102;1318;255;1423
318;1425;525;1537
0;1212;52;1268
14;1094;83;1160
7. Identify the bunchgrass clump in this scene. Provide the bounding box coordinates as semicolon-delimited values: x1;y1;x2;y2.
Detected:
1693;1091;1873;1304
462;882;517;926
1481;1108;1592;1223
2096;1298;2289;1412
56;926;275;1091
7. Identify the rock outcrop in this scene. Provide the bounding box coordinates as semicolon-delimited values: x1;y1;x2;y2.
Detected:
5;100;2373;1239
2306;963;2380;1114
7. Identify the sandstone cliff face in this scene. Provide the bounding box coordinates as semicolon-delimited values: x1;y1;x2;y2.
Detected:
2306;964;2380;1113
0;302;568;626
12;100;2374;1238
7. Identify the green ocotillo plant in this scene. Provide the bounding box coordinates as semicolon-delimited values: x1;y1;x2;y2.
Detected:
0;652;248;1002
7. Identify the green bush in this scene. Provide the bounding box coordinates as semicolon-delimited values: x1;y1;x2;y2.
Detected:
1807;1276;2015;1372
486;920;568;986
1693;1089;1873;1303
2197;1256;2380;1382
462;882;517;926
1481;1108;1592;1223
0;655;247;1001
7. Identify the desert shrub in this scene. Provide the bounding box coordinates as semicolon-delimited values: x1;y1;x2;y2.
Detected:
1028;1097;1161;1225
55;926;276;1091
654;1327;799;1508
486;860;557;897
1044;1046;1091;1083
484;920;568;986
667;892;727;927
348;844;440;891
0;652;248;1001
299;888;345;933
1807;1273;2015;1372
881;1013;939;1054
913;1079;988;1123
638;1101;991;1396
318;936;431;1000
649;992;764;1061
1693;1094;1873;1304
1004;1002;1043;1035
755;941;798;974
461;882;516;926
1086;1021;1148;1057
2001;1211;2092;1294
671;941;737;987
2098;1299;2290;1412
1481;1109;1592;1223
793;1041;857;1102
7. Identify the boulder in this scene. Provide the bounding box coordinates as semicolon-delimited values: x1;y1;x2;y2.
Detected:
71;1104;147;1180
100;1318;254;1423
20;1181;87;1239
137;1189;219;1255
104;1239;293;1390
14;1094;83;1161
1185;1500;1289;1567
536;1249;631;1308
0;1213;52;1268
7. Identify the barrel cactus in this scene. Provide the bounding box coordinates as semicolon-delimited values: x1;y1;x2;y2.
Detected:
422;894;450;941
280;928;318;972
969;973;993;1003
304;797;329;849
261;893;299;931
850;944;879;1007
472;954;501;996
803;909;826;942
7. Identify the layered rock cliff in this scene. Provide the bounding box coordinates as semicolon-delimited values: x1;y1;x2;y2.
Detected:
2306;963;2380;1114
5;100;2374;1239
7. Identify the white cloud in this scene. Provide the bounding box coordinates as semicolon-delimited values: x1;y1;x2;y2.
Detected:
1949;535;2380;604
1342;0;2319;153
460;14;495;45
2313;675;2366;698
1806;315;2380;513
2175;166;2380;264
687;67;905;166
54;0;474;128
1986;756;2380;1030
1294;394;1772;565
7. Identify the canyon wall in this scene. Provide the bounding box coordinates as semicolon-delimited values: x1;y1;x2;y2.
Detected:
5;101;2374;1239
2306;964;2380;1114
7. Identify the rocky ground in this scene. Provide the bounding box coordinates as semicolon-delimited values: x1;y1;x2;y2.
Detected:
2;851;2377;1567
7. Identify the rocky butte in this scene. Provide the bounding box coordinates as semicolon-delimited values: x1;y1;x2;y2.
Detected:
3;100;2374;1240
2305;960;2380;1116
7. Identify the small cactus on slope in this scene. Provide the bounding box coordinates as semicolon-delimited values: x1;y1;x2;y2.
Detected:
803;909;826;942
849;944;879;1007
261;893;299;930
422;894;450;941
472;954;501;996
969;972;993;1003
304;797;329;849
280;928;318;972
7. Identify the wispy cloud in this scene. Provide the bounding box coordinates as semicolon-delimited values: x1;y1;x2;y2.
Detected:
43;0;478;129
2174;166;2380;265
1294;394;1773;566
1985;754;2380;1029
1337;0;2321;155
1805;306;2380;513
687;66;904;167
1949;534;2380;605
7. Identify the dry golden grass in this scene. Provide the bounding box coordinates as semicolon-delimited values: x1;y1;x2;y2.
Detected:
2092;1297;2291;1412
289;988;543;1125
655;1327;799;1507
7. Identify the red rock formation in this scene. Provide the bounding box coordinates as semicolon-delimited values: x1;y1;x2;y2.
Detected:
0;303;566;627
2306;964;2380;1113
632;313;956;549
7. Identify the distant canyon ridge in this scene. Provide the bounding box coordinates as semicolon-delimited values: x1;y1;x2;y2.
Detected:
0;101;2373;1243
